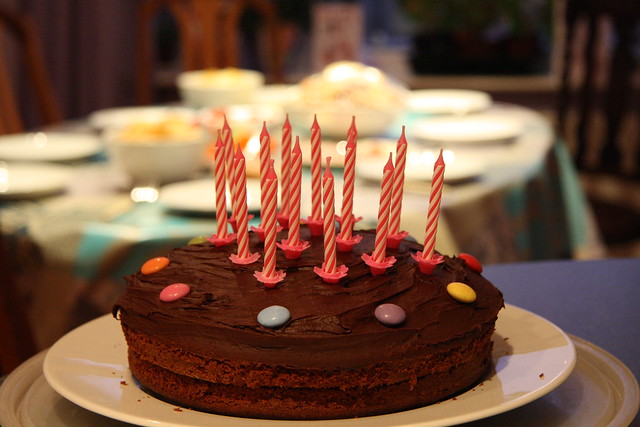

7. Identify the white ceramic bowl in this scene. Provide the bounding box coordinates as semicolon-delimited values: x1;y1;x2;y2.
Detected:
104;124;210;185
177;68;265;108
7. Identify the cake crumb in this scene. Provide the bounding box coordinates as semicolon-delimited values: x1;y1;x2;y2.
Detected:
539;373;544;379
174;407;183;412
120;380;128;386
451;397;457;401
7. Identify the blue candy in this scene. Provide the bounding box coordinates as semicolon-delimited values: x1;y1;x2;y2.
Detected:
257;305;290;329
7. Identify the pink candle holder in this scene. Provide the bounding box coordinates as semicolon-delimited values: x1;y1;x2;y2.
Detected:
411;252;444;274
253;270;286;288
229;252;260;265
336;234;362;252
361;253;396;276
276;213;290;229
314;264;348;284
207;233;236;247
386;231;409;249
335;213;363;226
229;214;254;233
303;217;324;236
277;239;310;259
250;225;283;242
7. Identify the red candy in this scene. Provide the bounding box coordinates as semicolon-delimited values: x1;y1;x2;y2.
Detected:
141;257;170;275
459;253;482;273
160;283;190;302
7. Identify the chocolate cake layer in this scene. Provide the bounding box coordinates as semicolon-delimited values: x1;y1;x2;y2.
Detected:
113;228;503;419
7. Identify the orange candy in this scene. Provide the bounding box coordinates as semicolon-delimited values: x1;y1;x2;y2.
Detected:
459;253;482;273
141;257;170;275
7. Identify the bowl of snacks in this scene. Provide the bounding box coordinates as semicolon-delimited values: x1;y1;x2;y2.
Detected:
104;116;210;186
177;68;265;108
285;61;409;138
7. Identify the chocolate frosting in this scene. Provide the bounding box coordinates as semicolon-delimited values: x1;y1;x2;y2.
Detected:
113;228;503;369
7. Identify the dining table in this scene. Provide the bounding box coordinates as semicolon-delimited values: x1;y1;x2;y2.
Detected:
0;85;606;381
0;257;637;426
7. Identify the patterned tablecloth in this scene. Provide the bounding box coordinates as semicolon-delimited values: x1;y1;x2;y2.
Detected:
0;103;602;352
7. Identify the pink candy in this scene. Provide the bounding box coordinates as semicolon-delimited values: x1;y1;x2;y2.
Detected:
160;283;190;302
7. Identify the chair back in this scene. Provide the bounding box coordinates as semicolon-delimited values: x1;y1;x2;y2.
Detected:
556;0;640;178
0;5;62;134
135;0;285;105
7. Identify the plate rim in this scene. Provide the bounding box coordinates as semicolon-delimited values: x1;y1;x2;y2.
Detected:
0;132;102;162
42;304;576;426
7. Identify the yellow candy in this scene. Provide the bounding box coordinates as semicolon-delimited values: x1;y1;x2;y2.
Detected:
446;282;477;303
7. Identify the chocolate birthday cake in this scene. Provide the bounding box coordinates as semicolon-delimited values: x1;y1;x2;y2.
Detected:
113;227;503;420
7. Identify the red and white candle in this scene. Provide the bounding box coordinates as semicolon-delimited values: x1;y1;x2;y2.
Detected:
309;116;323;221
321;157;337;273
314;157;348;283
254;160;285;286
387;127;409;248
372;153;394;262
287;138;303;246
339;117;357;240
361;153;397;275
230;146;259;264
277;115;292;227
214;131;228;238
422;149;445;259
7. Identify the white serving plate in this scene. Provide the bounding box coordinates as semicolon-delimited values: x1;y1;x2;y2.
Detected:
411;114;523;145
0;162;73;198
0;132;102;162
38;305;581;426
407;89;492;115
356;150;486;184
159;178;261;214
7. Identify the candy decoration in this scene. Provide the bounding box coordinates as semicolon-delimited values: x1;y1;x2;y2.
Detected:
412;149;445;274
387;127;409;249
374;303;407;327
257;305;290;328
159;283;190;302
446;282;477;303
314;157;348;283
230;146;260;265
254;160;286;286
141;257;170;275
277;115;292;228
277;137;309;259
208;131;236;246
361;153;396;275
188;235;209;245
337;116;363;252
459;253;483;273
305;115;323;236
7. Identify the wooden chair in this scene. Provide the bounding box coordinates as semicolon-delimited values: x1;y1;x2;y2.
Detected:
135;0;285;105
135;0;204;105
0;5;62;134
556;0;640;247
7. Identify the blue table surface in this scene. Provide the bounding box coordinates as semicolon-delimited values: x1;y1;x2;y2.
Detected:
484;258;640;426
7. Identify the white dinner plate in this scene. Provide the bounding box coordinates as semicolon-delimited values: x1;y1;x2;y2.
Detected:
88;106;197;130
159;178;261;214
42;305;576;427
0;132;102;162
411;114;523;145
356;151;485;184
0;162;73;198
407;89;492;115
3;333;636;426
